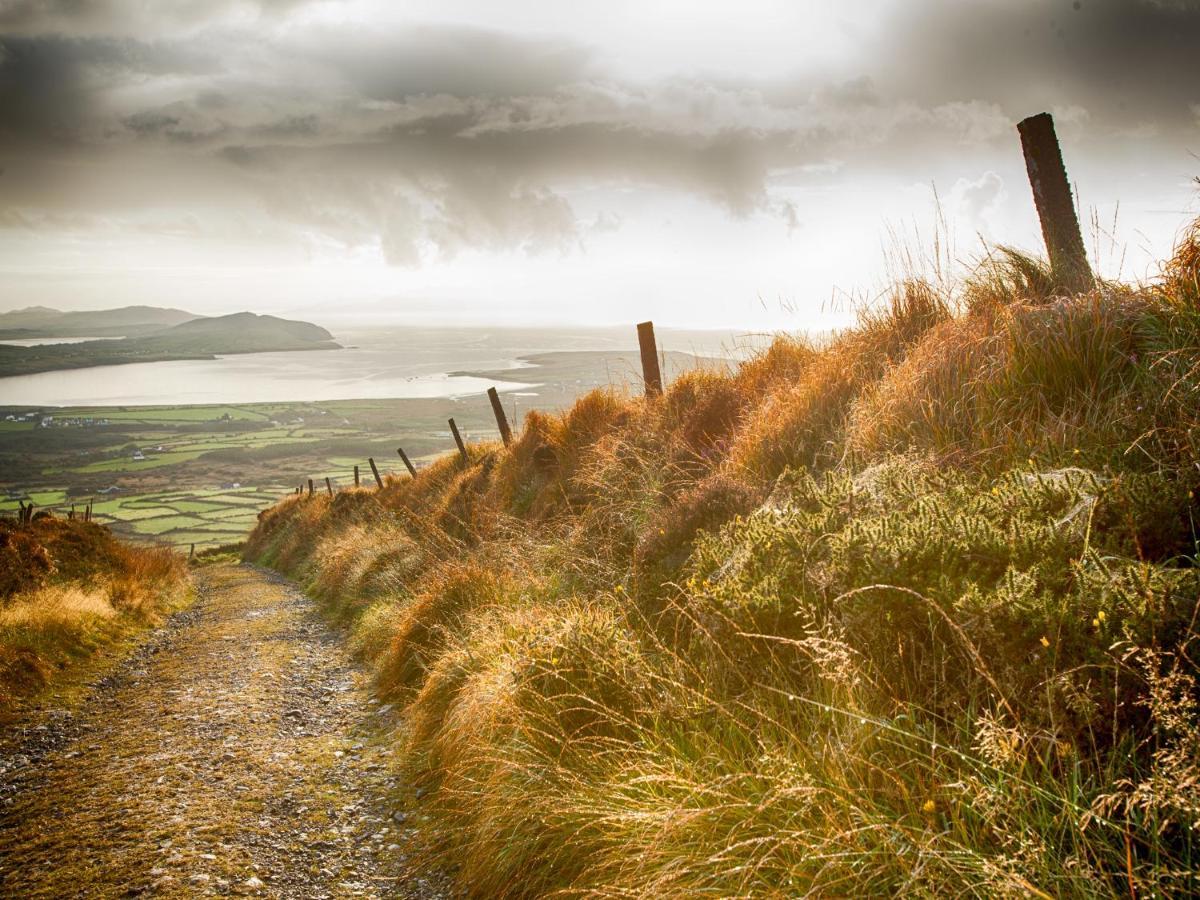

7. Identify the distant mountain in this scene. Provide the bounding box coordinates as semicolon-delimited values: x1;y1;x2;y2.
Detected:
0;305;198;338
151;312;335;353
0;311;340;378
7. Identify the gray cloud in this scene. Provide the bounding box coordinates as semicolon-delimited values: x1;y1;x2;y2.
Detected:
1;1;1196;267
877;0;1200;129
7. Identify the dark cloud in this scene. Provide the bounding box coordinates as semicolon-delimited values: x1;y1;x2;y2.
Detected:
0;2;1195;267
0;0;313;35
0;33;214;140
877;0;1200;129
308;26;594;99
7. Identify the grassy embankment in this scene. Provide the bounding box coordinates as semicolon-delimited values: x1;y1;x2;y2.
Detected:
0;516;189;711
247;220;1200;896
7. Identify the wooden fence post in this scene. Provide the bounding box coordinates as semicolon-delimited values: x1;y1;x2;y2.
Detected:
325;477;334;496
448;418;469;463
397;447;417;478
1017;112;1093;294
308;478;314;497
487;387;513;446
354;464;360;488
189;543;195;560
368;457;384;490
637;321;663;398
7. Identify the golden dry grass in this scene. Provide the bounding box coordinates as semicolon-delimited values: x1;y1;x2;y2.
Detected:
0;518;189;706
246;217;1200;896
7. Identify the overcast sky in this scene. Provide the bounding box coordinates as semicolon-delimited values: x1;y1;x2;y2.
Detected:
0;0;1197;329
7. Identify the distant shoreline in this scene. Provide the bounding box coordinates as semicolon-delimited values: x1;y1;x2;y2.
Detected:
0;342;342;380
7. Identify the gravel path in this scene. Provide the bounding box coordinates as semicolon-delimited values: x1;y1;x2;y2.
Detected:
0;563;448;899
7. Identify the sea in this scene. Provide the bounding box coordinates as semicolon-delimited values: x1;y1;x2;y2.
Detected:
0;325;765;408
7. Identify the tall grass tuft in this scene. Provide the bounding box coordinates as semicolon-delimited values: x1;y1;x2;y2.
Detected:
1;517;189;704
247;214;1200;896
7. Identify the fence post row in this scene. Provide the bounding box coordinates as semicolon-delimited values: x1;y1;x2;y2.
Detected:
397;447;417;478
448;418;469;463
637;320;663;398
368;457;384;490
1017;112;1093;295
487;386;513;446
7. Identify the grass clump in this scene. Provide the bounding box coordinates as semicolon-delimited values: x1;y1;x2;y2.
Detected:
0;516;190;707
247;213;1200;896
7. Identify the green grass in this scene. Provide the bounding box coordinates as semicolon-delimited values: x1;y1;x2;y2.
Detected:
69;450;208;474
166;500;230;514
91;503;178;521
130;515;209;535
166;529;249;547
59;406;269;423
202;511;261;525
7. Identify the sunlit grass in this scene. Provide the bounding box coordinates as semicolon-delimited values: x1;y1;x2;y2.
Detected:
247;221;1200;896
1;519;189;703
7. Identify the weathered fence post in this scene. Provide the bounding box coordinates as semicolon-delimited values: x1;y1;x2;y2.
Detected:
368;457;384;490
487;387;513;446
307;478;314;497
1017;112;1093;294
325;477;333;496
448;418;469;463
354;464;360;488
189;543;195;560
637;321;663;398
397;447;417;478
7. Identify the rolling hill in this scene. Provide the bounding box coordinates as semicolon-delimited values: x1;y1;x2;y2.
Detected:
0;312;340;378
0;305;199;339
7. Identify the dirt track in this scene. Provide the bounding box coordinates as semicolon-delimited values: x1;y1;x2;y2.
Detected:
0;564;446;899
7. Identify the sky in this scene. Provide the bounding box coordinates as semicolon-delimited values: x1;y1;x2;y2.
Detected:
0;0;1197;330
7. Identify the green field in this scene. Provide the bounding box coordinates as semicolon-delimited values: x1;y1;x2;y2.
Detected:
0;352;713;550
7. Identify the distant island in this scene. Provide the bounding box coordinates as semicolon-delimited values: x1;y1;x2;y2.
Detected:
0;308;340;378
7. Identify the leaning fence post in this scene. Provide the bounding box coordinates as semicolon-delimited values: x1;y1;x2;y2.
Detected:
368;457;384;490
325;477;333;496
637;321;663;397
397;447;417;478
354;464;360;488
1017;112;1093;294
487;387;513;446
449;418;469;463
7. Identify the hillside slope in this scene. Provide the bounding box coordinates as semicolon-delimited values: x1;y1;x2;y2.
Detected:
1;516;189;713
248;222;1200;896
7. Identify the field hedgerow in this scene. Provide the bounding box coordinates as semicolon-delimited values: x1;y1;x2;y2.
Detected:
247;216;1200;897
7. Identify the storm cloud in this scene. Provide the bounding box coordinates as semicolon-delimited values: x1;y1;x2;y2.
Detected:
0;0;1196;293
